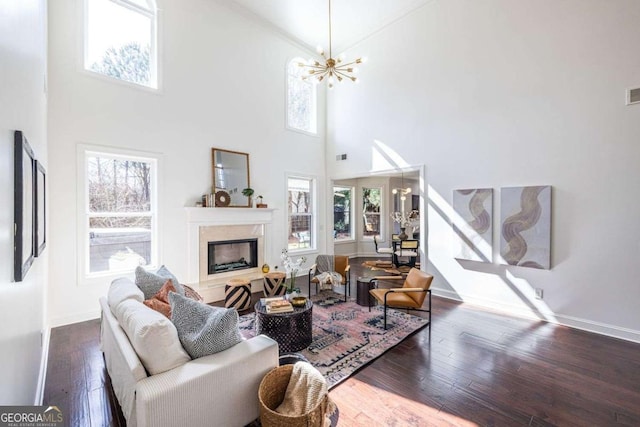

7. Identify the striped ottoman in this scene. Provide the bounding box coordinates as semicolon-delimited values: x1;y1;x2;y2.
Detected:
225;278;252;311
263;272;287;297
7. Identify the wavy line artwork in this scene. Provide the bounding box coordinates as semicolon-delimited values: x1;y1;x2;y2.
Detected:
452;188;493;262
500;186;551;269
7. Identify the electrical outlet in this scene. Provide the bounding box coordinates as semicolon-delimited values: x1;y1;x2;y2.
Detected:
534;288;543;300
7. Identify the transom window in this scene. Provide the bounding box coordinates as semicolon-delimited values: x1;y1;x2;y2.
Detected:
286;58;317;135
80;148;158;278
333;186;354;241
85;0;158;88
288;176;315;251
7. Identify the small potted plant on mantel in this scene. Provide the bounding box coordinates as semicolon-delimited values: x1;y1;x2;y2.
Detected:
241;187;254;207
256;195;268;208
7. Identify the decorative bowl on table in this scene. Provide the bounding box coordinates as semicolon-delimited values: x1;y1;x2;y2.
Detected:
290;296;307;307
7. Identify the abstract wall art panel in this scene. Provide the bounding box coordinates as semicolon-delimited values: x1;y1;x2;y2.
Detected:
452;188;493;262
500;186;551;269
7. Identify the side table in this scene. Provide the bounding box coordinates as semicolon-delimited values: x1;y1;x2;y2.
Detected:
255;300;313;353
356;277;377;307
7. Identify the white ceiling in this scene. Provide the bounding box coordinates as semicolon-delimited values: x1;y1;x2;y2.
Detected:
226;0;430;54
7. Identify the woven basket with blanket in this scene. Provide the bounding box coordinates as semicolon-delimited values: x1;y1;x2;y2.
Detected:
259;362;332;427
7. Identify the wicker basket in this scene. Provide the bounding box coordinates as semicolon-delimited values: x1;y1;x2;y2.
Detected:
259;365;328;427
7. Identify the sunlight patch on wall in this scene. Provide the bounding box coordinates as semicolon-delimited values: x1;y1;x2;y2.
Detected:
371;139;410;172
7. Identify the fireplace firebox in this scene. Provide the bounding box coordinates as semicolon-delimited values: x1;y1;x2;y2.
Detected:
208;238;258;274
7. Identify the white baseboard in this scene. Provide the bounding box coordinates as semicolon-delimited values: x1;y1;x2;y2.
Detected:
552;313;640;343
50;309;100;328
34;326;51;405
431;288;640;344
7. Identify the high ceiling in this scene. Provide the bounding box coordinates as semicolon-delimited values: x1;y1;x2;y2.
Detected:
225;0;430;54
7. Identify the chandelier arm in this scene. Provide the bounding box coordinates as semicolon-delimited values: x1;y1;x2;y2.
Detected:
333;69;353;79
302;64;328;70
334;67;355;74
334;69;357;80
336;60;360;68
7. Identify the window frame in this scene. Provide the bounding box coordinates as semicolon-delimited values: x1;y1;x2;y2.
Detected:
286;174;317;254
76;144;161;285
361;185;384;241
82;0;159;90
333;185;355;243
285;57;318;136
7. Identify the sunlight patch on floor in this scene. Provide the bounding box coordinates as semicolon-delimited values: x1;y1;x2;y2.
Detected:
330;377;478;426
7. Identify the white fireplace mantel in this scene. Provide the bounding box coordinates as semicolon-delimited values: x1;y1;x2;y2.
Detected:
185;207;276;300
185;207;276;225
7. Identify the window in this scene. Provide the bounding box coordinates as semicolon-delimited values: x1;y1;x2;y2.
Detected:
85;0;157;88
333;186;354;241
286;58;317;134
288;176;315;251
362;187;382;238
80;148;158;277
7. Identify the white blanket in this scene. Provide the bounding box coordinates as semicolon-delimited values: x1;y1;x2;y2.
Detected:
276;362;329;425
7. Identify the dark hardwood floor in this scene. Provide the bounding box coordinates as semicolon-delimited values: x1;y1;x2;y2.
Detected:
43;258;640;426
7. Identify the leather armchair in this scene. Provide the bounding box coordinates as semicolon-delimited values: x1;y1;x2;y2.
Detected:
369;268;433;330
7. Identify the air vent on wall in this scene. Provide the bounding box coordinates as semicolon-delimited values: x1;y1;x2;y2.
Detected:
627;87;640;105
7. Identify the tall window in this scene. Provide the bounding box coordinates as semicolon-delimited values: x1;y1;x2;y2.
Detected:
81;149;158;277
85;0;158;88
288;176;315;251
333;186;354;241
363;187;382;238
286;58;317;134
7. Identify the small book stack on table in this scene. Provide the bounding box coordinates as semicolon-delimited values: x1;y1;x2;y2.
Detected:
265;298;293;314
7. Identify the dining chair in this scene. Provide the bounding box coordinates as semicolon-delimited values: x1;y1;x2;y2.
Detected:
393;239;419;268
373;236;394;255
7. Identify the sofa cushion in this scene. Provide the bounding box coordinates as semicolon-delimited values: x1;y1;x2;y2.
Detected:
135;265;185;299
143;280;175;318
115;299;190;375
108;277;144;312
169;292;242;359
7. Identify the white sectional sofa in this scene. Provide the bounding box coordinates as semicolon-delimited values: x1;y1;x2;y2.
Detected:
99;278;279;427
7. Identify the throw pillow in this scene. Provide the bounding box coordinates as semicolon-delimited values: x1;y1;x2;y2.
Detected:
107;277;144;312
143;280;175;318
135;265;185;299
114;299;191;375
169;292;242;359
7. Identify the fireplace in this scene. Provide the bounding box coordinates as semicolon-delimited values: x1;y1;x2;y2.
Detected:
186;208;274;303
208;238;258;274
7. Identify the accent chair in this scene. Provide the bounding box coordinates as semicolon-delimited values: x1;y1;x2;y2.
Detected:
308;255;351;301
369;268;433;330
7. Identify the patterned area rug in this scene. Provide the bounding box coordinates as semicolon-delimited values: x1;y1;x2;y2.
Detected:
238;292;429;389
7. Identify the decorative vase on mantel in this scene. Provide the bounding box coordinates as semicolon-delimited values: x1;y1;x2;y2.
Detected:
398;227;408;240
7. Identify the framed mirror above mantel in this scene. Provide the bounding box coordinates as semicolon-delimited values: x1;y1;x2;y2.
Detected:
212;148;251;207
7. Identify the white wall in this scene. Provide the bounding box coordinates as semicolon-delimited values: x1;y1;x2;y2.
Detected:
47;0;326;326
328;0;640;341
0;0;48;403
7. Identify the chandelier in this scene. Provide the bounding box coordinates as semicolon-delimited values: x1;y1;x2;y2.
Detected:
391;173;419;238
298;0;364;89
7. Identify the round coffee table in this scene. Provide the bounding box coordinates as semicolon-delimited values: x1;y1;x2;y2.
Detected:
255;300;313;353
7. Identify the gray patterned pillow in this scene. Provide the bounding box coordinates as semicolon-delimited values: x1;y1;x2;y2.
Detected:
169;292;242;359
135;265;185;299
